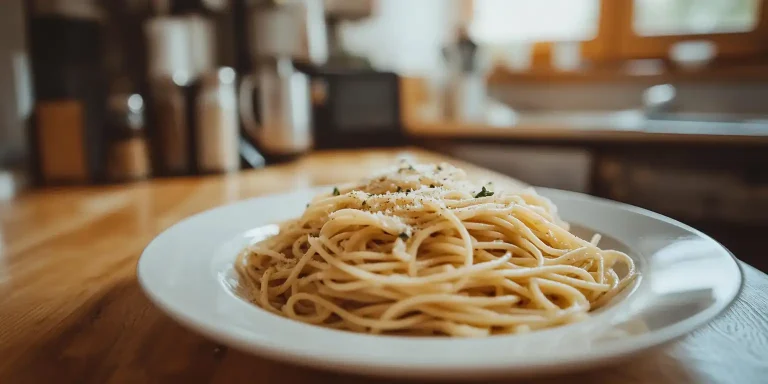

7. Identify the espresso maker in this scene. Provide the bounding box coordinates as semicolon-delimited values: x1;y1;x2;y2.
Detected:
240;0;327;160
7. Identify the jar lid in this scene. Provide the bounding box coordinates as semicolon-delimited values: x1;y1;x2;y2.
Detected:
107;93;145;135
200;67;237;87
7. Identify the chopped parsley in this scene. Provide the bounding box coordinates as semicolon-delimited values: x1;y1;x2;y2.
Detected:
332;187;340;196
396;186;402;192
436;165;442;171
474;186;494;198
398;232;410;241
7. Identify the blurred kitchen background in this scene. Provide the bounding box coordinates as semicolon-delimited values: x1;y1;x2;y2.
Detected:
1;0;767;269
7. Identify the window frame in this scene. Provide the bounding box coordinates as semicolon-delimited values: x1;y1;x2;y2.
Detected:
465;0;621;65
615;0;768;59
476;0;768;78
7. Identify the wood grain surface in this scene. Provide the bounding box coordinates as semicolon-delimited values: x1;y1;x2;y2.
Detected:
0;148;766;384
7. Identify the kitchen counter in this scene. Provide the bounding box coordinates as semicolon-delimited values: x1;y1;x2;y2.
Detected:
406;107;768;145
399;79;768;145
1;148;767;383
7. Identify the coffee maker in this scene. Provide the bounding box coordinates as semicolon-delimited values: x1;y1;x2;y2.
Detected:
239;0;327;160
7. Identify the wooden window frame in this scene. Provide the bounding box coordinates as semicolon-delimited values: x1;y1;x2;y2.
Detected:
465;0;624;65
615;0;768;59
477;0;768;83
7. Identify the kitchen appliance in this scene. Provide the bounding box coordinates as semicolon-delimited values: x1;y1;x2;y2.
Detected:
240;58;313;159
306;68;403;149
240;0;327;160
323;0;373;68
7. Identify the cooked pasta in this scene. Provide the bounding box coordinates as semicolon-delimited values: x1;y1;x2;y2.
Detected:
235;161;637;337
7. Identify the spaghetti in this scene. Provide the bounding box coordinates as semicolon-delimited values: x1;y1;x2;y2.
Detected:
235;162;637;337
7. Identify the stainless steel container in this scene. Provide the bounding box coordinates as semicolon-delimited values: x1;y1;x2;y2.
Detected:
196;67;240;173
442;34;490;123
241;0;326;158
240;58;312;156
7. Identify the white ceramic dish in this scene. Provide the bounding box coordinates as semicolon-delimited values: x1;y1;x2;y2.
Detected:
137;187;742;380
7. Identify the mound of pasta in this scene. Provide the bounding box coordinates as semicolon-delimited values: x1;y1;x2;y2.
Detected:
236;162;636;337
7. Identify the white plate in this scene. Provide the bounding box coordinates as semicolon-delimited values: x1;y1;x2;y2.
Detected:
137;187;742;379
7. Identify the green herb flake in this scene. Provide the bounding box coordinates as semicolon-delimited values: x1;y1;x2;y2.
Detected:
332;187;340;196
396;186;402;192
474;186;494;198
429;184;435;188
398;232;410;241
436;165;443;171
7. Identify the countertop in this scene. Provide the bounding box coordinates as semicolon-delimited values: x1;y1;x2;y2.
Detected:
398;78;768;145
1;148;767;384
406;107;768;145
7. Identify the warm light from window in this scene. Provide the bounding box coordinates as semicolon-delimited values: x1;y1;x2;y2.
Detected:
469;0;600;43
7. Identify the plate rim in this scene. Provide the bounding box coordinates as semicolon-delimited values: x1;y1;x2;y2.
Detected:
137;186;744;378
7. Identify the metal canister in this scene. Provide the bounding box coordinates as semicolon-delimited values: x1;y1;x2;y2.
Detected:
195;67;240;173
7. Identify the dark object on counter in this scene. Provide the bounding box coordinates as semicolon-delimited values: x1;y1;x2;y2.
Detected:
306;68;404;149
196;67;241;173
106;93;151;182
27;0;108;185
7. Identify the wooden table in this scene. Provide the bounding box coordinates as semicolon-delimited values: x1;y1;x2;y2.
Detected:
1;148;766;384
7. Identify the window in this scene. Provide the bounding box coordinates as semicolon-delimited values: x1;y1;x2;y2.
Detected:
469;0;601;43
633;0;761;36
473;0;768;76
620;0;768;58
469;0;615;70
